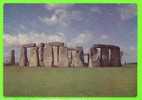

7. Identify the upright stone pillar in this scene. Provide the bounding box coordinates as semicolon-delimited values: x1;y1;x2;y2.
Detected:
110;47;121;66
10;49;15;65
72;47;84;67
39;43;45;66
43;45;53;67
84;53;89;66
59;46;69;67
89;52;93;68
101;47;109;66
19;47;28;66
53;46;58;67
68;49;72;67
29;47;39;67
89;48;101;67
71;50;76;67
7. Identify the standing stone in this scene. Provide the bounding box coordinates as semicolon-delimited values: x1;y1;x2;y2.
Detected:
71;50;76;67
43;45;53;67
59;46;69;67
39;43;45;66
84;53;89;66
29;47;39;67
101;47;109;66
89;48;101;67
19;47;28;66
72;48;84;67
53;46;58;67
67;49;73;67
89;52;93;68
110;47;121;66
10;49;15;65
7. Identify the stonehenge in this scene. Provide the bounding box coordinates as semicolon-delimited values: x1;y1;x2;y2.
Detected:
17;42;121;67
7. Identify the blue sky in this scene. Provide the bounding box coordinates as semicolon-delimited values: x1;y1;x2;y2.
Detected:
4;4;137;63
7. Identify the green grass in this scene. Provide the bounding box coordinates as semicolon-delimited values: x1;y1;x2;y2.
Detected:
4;64;137;97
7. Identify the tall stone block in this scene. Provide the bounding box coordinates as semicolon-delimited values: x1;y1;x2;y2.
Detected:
59;46;69;67
71;50;76;67
101;47;109;66
89;48;101;67
43;45;53;67
53;46;58;67
19;47;28;66
68;50;72;67
110;47;121;66
72;48;84;67
89;53;93;68
29;47;39;67
39;43;45;66
10;49;15;65
84;53;89;66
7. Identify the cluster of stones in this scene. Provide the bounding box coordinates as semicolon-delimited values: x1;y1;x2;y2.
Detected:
10;42;121;67
89;44;121;67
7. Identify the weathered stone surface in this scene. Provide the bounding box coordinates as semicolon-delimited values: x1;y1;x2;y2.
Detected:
72;48;84;67
76;47;84;63
19;47;28;66
22;43;36;48
53;46;58;67
70;50;76;67
84;53;89;66
89;48;101;67
101;47;109;66
48;42;64;47
110;47;121;66
43;45;53;67
10;49;15;65
67;49;72;67
59;46;69;67
29;47;39;67
89;44;121;67
39;43;45;66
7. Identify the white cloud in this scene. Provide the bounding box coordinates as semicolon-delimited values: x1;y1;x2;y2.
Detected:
39;15;58;25
4;32;66;47
39;9;68;26
100;34;109;39
44;4;72;11
68;32;93;47
40;7;83;26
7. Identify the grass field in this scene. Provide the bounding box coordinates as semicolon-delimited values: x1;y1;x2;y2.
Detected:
4;64;137;97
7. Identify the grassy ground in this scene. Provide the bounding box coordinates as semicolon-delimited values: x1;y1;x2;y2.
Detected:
4;64;137;97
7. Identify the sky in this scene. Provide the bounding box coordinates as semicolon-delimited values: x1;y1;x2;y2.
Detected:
4;4;137;63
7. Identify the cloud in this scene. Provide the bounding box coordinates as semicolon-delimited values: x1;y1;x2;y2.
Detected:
44;4;73;11
40;7;83;26
39;9;68;26
4;32;66;47
100;34;109;40
39;15;59;25
68;32;93;47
